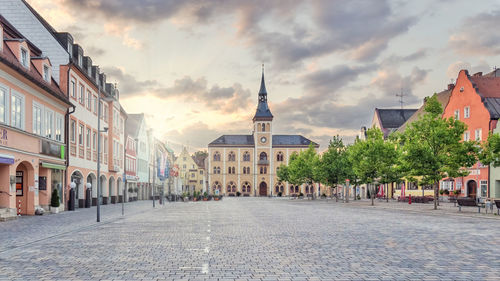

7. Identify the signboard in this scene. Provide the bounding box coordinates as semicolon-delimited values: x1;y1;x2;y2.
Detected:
16;171;23;196
157;152;170;180
0;128;8;145
215;189;219;196
38;176;47;191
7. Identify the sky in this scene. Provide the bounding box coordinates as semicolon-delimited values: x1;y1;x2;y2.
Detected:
26;0;500;153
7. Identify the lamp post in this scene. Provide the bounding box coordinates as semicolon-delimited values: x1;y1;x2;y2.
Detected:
69;181;76;211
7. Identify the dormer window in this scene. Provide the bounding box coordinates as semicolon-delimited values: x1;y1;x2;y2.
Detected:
78;54;82;67
67;41;72;57
20;47;29;68
43;65;50;82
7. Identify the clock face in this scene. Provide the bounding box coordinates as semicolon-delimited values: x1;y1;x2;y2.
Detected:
260;137;267;143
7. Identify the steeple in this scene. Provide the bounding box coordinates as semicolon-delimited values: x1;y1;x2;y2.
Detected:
253;64;273;121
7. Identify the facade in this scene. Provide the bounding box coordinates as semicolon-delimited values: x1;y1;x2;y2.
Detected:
175;147;204;194
442;70;500;200
125;125;138;200
0;16;72;215
1;0;127;210
208;70;318;197
127;114;150;200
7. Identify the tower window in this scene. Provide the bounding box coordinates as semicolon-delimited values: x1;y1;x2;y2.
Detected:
262;123;265;132
259;152;267;161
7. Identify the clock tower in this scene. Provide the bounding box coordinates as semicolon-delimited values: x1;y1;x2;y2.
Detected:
253;65;273;196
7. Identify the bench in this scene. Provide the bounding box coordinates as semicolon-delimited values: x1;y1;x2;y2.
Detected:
495;200;500;215
457;198;482;213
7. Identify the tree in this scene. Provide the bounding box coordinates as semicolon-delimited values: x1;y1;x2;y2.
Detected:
479;132;500;167
400;94;478;210
348;128;397;206
278;144;320;196
51;188;60;208
319;136;351;202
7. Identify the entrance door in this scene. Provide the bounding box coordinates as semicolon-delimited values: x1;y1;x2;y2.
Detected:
259;182;267;196
467;180;477;199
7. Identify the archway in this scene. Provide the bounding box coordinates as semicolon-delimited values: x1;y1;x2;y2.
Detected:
259;182;267;196
15;161;35;215
99;175;106;205
70;170;83;208
116;178;123;203
467;180;477;199
86;173;96;208
106;177;115;204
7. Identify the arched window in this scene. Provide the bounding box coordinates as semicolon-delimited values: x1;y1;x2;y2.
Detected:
216;167;221;174
262;123;265;132
275;183;284;193
212;181;221;192
227;181;236;193
228;167;231;174
276;152;284;162
295;185;299;193
213;152;221;161
305;186;309;193
232;167;235;174
260;167;267;174
213;167;217;174
228;151;235;161
259;152;267;161
243;151;250;161
290;185;294;193
242;182;251;193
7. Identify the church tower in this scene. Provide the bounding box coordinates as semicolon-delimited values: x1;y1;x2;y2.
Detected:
253;65;273;196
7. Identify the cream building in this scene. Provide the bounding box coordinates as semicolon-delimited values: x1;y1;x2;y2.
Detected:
208;70;319;197
175;147;204;194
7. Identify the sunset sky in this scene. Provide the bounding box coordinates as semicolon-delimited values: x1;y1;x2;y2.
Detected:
26;0;500;152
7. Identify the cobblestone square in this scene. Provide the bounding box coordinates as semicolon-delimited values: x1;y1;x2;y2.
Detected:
1;198;499;280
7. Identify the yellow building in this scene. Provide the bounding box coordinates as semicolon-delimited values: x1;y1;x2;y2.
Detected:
175;147;205;194
208;69;319;196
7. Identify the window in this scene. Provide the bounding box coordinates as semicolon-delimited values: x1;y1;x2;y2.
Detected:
242;182;251;193
200;170;203;175
228;151;235;161
103;137;108;153
454;110;460;120
408;182;418;190
43;65;50;82
99;101;103;117
464;131;470;141
86;91;92;110
213;152;221;161
79;84;84;104
243;151;250;161
103;105;108;120
464;106;470;118
260;167;267;174
93;95;97;113
191;173;195;178
32;103;42;135
70;120;76;143
480;180;487;197
0;86;7;123
20;48;28;68
78;54;83;67
78;124;84;146
259;152;267;161
86;128;91;148
200;180;203;184
45;110;53;139
55;115;63;142
71;79;76;98
11;93;23;129
261;123;265;132
276;152;284;161
183;157;186;161
475;129;482;141
92;132;97;150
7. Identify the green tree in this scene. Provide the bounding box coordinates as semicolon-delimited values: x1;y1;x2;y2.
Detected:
51;188;60;208
479;132;500;167
348;128;398;206
401;94;478;210
319;136;351;202
278;144;320;197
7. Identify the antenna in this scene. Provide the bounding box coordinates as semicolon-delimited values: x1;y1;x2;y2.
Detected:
396;88;405;109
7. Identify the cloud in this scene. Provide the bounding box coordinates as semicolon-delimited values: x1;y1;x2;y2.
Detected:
103;67;252;114
61;0;416;68
446;60;491;80
86;46;106;57
449;10;500;56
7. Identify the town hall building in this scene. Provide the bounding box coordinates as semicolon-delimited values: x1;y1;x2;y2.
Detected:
208;69;319;197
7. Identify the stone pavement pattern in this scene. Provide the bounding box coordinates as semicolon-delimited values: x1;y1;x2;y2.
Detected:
0;198;499;280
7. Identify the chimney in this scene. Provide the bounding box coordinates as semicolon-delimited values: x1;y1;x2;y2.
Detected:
447;84;455;90
473;72;483;77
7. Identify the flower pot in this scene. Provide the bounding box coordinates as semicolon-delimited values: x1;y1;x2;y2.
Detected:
50;206;59;214
215;198;219;201
203;198;208;201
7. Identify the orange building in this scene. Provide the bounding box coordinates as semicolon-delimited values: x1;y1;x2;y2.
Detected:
442;69;500;199
0;16;72;217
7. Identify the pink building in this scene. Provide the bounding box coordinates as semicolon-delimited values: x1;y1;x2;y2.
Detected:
0;16;72;216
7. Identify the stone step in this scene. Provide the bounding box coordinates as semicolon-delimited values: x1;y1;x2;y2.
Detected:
0;208;18;221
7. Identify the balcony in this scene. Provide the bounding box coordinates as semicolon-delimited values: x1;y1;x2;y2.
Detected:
257;159;269;165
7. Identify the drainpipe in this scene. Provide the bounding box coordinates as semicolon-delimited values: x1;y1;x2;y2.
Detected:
64;65;76;211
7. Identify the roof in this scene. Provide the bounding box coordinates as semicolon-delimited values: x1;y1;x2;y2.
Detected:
209;135;255;146
397;89;452;133
272;135;318;147
467;70;500;119
253;70;273;120
126;113;143;137
208;134;318;147
0;16;71;106
376;109;417;129
483;98;500;119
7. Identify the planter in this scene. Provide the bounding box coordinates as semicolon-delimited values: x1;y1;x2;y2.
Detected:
215;197;220;201
50;206;59;214
203;198;208;201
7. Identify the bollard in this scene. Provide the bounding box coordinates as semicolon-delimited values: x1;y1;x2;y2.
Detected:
408;194;412;205
17;199;21;216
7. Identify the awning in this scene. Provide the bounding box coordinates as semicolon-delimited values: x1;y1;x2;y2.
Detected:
41;162;66;170
0;154;14;165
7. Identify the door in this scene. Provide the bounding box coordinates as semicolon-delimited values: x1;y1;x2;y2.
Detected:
259;182;267;196
467;180;477;199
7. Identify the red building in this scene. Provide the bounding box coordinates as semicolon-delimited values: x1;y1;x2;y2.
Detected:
442;69;500;199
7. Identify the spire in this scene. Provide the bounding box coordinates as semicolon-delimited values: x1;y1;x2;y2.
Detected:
253;64;273;121
259;64;267;94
